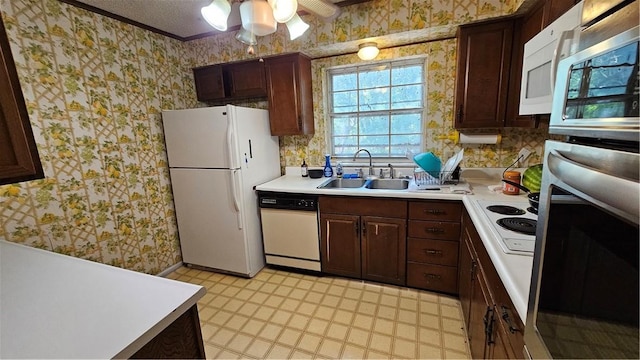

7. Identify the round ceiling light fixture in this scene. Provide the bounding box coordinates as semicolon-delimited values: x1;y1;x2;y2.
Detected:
357;42;379;61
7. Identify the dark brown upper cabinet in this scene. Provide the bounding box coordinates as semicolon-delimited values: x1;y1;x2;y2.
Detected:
193;60;266;102
193;53;314;136
0;16;44;185
455;18;515;129
264;53;314;136
224;60;267;99
193;65;225;102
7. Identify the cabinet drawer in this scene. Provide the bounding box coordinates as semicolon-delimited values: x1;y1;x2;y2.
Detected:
407;238;459;266
408;220;461;240
320;196;407;218
409;201;462;221
407;263;458;294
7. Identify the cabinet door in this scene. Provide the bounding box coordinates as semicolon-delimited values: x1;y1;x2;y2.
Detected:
0;15;43;185
264;54;314;136
455;19;515;128
468;265;493;360
224;61;267;98
543;0;579;26
320;214;361;278
361;216;406;285
458;231;475;326
193;65;225;101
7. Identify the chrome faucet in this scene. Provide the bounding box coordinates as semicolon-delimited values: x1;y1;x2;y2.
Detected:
352;149;374;176
388;163;395;179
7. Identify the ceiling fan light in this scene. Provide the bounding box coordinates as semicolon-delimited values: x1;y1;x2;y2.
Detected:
268;0;298;23
235;28;258;45
297;0;340;20
357;42;379;60
201;0;231;31
240;0;278;36
285;13;309;40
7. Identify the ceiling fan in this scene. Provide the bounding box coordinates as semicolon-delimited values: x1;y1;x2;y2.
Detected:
202;0;340;46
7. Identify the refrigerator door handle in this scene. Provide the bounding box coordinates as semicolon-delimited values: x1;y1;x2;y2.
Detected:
230;169;243;230
226;117;236;169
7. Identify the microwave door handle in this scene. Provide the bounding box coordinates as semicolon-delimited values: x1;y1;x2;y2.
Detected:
547;150;640;221
550;30;574;95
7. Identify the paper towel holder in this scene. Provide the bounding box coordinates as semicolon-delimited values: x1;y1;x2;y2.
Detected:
436;130;502;145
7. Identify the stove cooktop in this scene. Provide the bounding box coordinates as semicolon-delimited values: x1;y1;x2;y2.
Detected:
476;200;537;256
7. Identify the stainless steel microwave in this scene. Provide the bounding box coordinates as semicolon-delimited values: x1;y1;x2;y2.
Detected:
549;25;639;142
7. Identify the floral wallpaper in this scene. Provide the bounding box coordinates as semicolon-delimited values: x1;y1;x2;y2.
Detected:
0;0;197;273
0;0;543;274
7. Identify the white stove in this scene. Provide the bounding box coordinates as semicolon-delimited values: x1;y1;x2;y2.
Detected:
475;200;537;256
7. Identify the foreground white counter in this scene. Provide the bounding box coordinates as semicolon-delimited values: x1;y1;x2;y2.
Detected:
0;240;205;359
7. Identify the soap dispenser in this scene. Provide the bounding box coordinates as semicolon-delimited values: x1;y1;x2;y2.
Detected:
323;155;333;177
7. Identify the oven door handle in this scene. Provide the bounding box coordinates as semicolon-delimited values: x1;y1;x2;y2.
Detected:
548;149;639;220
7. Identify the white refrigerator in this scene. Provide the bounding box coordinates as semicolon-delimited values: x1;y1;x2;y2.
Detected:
162;105;280;277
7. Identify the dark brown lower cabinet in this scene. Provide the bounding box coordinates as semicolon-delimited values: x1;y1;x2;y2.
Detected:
131;304;205;359
319;196;407;285
361;216;406;285
406;201;461;294
320;213;361;278
459;208;524;359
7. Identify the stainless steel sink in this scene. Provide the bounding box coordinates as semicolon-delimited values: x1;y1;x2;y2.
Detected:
318;178;409;190
318;178;367;189
365;179;410;190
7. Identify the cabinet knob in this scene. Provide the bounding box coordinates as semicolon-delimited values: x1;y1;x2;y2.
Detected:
423;273;441;280
424;227;445;234
424;209;445;215
424;249;443;256
500;305;520;334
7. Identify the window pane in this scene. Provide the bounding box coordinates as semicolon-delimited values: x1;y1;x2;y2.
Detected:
390;135;421;156
333;73;357;92
359;88;390;111
333;136;358;157
391;84;422;109
333;116;358;136
333;90;358;113
359;68;390;89
391;113;421;133
359;115;389;135
392;65;422;85
328;59;425;158
360;135;389;156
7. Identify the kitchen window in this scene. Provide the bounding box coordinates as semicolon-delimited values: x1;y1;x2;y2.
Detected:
327;58;425;158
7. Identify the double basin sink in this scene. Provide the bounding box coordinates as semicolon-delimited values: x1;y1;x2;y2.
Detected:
318;178;409;190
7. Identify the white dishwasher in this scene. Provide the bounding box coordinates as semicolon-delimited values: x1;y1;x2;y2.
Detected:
258;192;321;271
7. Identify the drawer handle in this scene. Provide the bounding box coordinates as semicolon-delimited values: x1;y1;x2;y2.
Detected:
424;227;445;234
501;306;520;334
424;209;444;215
424;249;443;256
423;273;441;280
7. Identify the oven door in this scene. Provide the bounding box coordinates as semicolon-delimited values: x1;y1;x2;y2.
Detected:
524;140;639;359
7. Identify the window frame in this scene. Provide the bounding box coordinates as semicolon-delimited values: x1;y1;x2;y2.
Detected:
325;56;427;160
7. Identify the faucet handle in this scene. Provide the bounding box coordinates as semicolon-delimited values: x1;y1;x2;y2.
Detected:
356;168;363;178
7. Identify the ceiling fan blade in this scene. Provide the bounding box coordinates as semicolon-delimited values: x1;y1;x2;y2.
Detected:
298;0;340;21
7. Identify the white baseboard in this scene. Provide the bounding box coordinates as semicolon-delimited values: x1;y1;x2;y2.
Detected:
156;262;183;277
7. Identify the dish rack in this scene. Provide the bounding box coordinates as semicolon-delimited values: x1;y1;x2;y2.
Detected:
413;167;460;188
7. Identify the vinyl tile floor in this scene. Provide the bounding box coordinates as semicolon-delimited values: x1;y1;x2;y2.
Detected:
167;266;471;359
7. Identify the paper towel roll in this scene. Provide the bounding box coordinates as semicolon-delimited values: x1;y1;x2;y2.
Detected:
459;133;501;144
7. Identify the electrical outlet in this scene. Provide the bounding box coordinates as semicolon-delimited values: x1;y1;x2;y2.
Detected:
517;148;532;167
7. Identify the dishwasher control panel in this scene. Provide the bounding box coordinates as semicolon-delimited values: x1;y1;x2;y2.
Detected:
258;192;318;211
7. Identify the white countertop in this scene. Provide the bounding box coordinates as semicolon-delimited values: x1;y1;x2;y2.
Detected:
0;240;206;359
255;170;533;323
